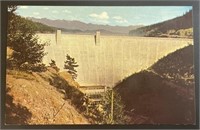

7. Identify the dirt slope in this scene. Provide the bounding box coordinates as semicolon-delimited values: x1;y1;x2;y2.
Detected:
5;68;89;125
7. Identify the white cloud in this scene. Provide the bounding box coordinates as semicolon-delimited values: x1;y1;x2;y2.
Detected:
89;11;109;20
43;7;49;10
19;6;28;9
52;10;59;14
63;9;71;13
33;12;40;15
112;16;128;23
113;16;122;20
91;19;110;24
35;16;42;19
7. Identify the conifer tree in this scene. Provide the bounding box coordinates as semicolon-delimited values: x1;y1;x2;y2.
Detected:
49;59;60;72
7;6;47;71
64;54;79;80
101;89;126;124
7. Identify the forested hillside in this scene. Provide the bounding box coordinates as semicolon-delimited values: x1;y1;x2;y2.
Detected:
129;10;192;38
15;15;56;33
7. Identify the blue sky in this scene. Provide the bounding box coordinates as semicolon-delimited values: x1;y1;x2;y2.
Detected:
16;6;192;26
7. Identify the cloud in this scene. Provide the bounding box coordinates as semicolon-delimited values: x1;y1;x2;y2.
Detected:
52;10;59;14
91;19;110;24
89;11;109;20
35;16;42;19
43;7;49;10
112;16;128;23
112;16;122;20
33;12;40;15
63;9;71;13
19;6;28;9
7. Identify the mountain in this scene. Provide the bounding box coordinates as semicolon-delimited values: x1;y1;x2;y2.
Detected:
56;28;126;35
28;17;143;35
115;45;195;124
129;10;193;38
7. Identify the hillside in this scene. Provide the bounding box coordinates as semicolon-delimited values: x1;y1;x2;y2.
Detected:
5;67;89;124
14;15;56;33
28;17;143;35
151;44;194;88
115;45;195;124
32;21;56;33
129;10;193;38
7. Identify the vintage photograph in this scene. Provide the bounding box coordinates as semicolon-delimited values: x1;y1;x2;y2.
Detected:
5;5;195;125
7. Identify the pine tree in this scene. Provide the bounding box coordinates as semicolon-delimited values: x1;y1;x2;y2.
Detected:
7;6;47;71
64;54;79;80
49;59;60;72
7;5;18;47
101;89;126;124
88;89;126;124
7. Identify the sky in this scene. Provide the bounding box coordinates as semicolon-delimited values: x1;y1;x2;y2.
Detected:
16;6;192;26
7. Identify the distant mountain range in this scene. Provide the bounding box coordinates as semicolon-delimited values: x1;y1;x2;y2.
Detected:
129;10;193;38
28;17;143;35
28;10;192;37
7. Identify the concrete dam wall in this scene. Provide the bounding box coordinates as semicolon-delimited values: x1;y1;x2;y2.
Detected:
37;31;193;87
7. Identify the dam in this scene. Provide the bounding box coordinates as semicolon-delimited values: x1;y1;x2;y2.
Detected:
37;31;193;87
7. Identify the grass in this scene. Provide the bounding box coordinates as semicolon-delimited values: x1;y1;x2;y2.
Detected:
7;69;35;80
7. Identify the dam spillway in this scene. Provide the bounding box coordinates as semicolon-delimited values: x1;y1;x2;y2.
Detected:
37;32;193;87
